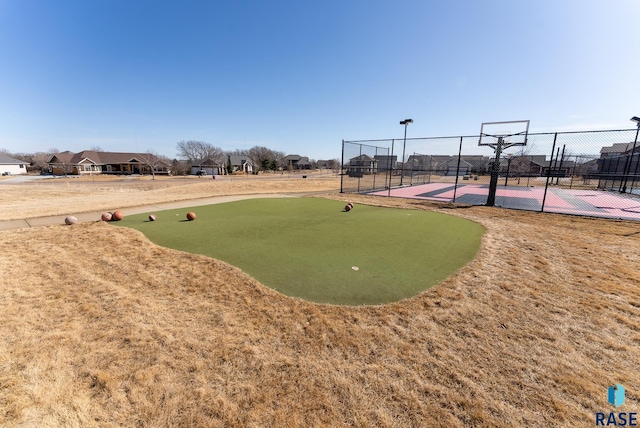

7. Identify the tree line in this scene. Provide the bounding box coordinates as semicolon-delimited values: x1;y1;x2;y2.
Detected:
1;142;340;175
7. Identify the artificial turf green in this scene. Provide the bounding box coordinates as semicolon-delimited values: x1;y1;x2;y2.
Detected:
116;198;484;305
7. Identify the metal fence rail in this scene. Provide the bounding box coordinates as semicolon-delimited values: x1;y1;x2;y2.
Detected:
341;129;640;221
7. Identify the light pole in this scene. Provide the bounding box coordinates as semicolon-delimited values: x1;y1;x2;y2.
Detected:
621;116;640;193
399;119;413;186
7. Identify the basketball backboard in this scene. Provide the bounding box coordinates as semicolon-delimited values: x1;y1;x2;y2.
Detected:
479;120;530;148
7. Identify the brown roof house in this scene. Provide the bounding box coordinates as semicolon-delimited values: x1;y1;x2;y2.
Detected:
48;150;170;176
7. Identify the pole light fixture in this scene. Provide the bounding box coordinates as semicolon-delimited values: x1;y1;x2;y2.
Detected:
399;119;413;186
621;116;640;193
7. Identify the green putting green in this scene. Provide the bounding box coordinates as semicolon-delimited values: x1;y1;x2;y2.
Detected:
116;198;484;305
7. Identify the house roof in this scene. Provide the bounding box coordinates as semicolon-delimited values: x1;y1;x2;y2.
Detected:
530;158;576;168
283;154;302;161
0;154;25;164
48;151;75;164
49;150;168;166
192;157;224;166
529;156;550;167
600;143;635;154
349;154;376;162
446;159;472;168
229;155;253;165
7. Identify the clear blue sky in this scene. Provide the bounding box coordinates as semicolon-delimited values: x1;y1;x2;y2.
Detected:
1;0;638;161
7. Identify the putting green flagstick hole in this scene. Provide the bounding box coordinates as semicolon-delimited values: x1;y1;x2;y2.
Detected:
116;198;484;305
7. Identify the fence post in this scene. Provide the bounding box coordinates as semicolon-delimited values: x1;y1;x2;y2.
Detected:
555;144;566;185
486;138;504;207
388;139;395;197
453;136;463;203
631;153;640;194
340;139;345;193
615;157;623;191
357;143;362;193
541;133;558;212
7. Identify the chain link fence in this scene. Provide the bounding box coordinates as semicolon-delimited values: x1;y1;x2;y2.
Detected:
340;141;390;193
341;129;640;220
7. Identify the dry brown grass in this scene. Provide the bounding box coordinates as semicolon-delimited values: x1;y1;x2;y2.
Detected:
0;178;639;427
0;173;339;221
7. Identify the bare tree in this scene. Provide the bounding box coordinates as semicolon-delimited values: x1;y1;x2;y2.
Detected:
17;151;56;173
226;148;249;156
248;146;285;173
141;150;165;180
507;142;539;182
176;141;224;163
171;159;189;176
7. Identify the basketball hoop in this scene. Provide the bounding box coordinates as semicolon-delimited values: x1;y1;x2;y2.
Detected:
479;120;530;206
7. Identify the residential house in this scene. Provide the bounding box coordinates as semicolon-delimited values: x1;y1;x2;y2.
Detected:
445;158;473;176
599;142;637;158
191;157;226;175
374;155;397;172
574;158;600;178
316;160;331;169
525;155;575;177
404;154;491;176
47;150;171;175
0;154;28;175
597;141;639;190
283;154;311;170
461;155;491;174
228;155;254;174
348;154;377;177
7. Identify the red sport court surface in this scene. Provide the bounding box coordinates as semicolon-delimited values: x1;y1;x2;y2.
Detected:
371;183;640;221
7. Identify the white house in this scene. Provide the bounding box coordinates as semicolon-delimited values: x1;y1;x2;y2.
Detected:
0;154;28;175
228;155;254;174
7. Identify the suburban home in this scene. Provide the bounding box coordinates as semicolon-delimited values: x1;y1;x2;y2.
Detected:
316;160;331;169
374;155;397;172
599;142;637;158
597;141;639;191
445;158;473;176
575;158;599;175
0;154;28;175
228;155;254;174
348;154;377;177
597;142;639;176
283;154;311;170
47;150;171;175
461;155;491;173
526;155;575;177
190;157;226;176
405;154;491;175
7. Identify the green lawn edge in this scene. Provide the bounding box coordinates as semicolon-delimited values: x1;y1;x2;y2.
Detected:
115;198;484;305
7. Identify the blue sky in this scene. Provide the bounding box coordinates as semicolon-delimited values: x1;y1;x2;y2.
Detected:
0;0;638;161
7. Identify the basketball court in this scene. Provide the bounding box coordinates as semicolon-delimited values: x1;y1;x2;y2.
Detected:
360;119;640;221
371;183;640;221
